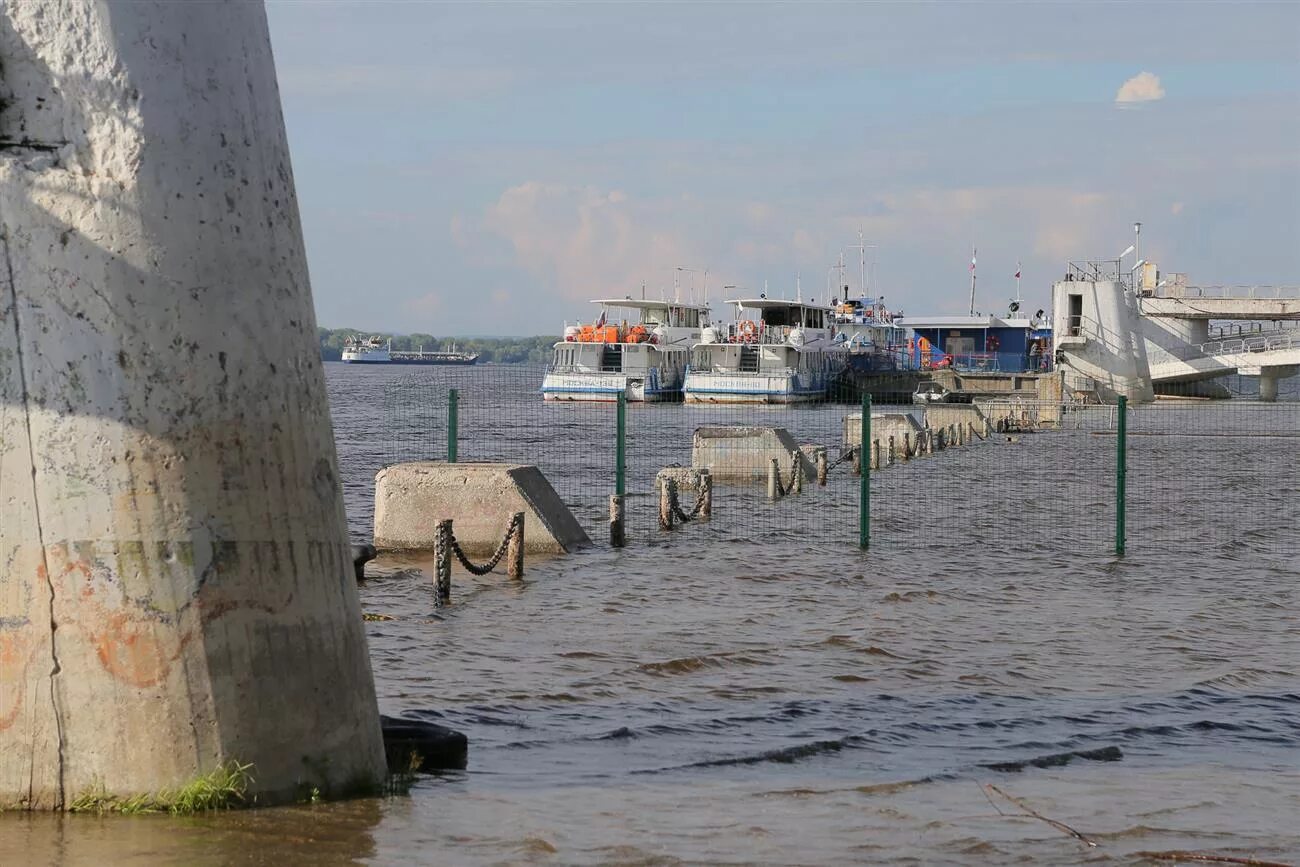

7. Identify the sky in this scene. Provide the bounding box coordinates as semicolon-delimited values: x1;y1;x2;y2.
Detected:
265;1;1300;336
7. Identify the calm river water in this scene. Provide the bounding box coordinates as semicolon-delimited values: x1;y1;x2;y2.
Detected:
5;363;1298;866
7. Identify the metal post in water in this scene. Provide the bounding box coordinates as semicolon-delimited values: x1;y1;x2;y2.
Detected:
768;458;780;500
816;450;828;485
609;494;625;548
700;470;713;519
1116;395;1128;556
434;519;453;602
507;512;525;579
616;390;626;499
860;393;871;549
447;388;459;463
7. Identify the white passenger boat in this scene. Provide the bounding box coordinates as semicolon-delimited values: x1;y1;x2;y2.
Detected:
542;299;710;402
683;298;849;403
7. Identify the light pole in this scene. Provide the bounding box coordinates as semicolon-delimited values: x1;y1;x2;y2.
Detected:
1133;222;1142;290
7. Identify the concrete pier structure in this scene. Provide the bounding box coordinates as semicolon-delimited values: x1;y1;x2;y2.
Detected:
1053;261;1300;400
1052;270;1156;403
0;2;385;808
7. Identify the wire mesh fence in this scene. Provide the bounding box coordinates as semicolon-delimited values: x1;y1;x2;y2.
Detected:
376;364;1298;557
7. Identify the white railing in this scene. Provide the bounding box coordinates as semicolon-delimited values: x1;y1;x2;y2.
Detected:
1155;285;1300;300
1196;331;1299;357
1208;322;1300;340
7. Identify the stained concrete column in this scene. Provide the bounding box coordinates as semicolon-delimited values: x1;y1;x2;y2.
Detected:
1258;366;1297;403
0;1;385;808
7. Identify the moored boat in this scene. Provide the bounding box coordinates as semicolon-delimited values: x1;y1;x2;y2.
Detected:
341;335;480;365
683;298;849;403
542;299;709;401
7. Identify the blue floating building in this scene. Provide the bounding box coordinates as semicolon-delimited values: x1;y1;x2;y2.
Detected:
895;313;1053;373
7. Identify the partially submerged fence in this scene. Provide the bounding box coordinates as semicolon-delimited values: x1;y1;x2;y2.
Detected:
377;364;1298;558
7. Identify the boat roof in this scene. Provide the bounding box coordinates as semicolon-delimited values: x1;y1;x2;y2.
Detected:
727;298;833;312
896;315;1035;329
590;298;710;311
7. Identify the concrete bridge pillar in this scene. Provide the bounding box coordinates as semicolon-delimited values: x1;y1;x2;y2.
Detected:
1051;278;1155;403
1258;366;1298;402
0;1;386;808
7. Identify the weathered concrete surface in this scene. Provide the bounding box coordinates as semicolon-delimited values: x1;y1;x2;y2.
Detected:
655;466;709;492
922;404;990;435
0;1;385;808
1052;279;1156;402
374;463;590;555
691;426;812;483
841;413;923;449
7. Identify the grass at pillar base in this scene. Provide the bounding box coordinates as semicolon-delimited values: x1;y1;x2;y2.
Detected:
68;761;255;815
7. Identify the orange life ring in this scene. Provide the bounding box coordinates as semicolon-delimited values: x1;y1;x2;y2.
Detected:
739;320;759;340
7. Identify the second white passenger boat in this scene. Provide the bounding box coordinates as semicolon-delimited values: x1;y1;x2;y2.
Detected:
683;298;849;403
543;299;709;402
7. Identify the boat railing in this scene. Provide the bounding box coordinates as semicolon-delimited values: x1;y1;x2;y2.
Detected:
716;323;835;346
917;350;1053;374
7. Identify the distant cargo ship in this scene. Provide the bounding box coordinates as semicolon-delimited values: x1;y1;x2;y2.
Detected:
341;335;479;365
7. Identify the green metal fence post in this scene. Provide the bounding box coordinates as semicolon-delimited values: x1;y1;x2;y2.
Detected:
860;392;871;550
1115;395;1127;556
616;390;626;498
447;388;459;463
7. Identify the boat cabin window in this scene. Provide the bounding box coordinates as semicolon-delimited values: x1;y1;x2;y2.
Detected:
759;306;826;328
641;306;700;328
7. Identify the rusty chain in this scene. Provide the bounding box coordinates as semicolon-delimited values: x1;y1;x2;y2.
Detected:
668;482;708;523
448;512;522;576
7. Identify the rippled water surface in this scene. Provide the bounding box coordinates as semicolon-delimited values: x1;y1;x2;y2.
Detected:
7;363;1298;866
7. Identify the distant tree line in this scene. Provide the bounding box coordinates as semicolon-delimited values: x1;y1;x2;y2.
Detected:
317;327;558;364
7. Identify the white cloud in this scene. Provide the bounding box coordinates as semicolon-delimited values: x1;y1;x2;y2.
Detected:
477;182;697;299
1115;71;1165;106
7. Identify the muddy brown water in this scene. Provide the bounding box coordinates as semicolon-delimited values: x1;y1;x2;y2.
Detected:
4;364;1298;865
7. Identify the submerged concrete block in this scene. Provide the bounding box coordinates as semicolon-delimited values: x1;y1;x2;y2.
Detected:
923;403;989;434
655;466;709;492
374;462;590;555
842;412;923;449
691;426;812;483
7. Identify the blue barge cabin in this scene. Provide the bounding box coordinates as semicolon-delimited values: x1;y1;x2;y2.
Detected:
895;314;1053;373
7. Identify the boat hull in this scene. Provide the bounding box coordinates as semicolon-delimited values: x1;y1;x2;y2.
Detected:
542;370;678;402
683;371;829;404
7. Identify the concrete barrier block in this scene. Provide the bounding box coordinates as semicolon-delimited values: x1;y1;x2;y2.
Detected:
799;443;827;463
921;403;989;435
691;425;812;483
842;412;923;450
655;466;709;492
374;462;590;554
